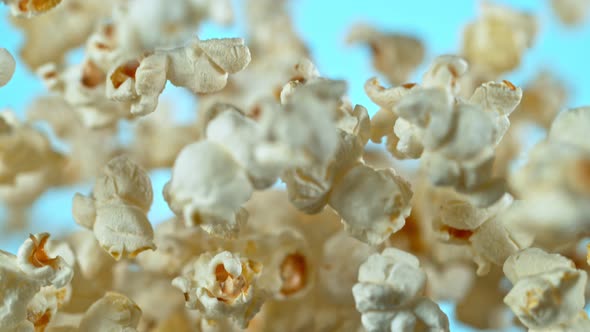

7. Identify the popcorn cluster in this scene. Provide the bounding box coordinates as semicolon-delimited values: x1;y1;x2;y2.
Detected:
1;1;590;331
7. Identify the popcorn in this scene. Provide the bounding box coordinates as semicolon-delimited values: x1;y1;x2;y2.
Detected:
506;107;590;250
352;248;450;332
329;164;412;245
503;248;588;331
72;156;155;260
172;251;268;328
2;0;62;18
513;71;568;129
462;1;537;75
113;0;233;57
164;141;253;238
0;233;74;332
10;0;115;69
347;23;425;85
0;48;16;87
550;0;590;26
106;37;252;116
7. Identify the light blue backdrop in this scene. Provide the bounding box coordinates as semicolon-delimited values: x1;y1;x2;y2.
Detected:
1;1;589;331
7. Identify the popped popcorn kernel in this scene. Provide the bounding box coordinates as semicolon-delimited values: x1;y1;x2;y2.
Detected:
0;48;16;87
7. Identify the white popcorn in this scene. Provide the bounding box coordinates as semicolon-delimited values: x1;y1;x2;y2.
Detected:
72;156;155;260
69;292;142;332
2;0;62;17
329;164;413;245
503;248;588;330
172;251;268;328
352;248;450;332
164;141;253;238
0;233;74;332
0;48;16;87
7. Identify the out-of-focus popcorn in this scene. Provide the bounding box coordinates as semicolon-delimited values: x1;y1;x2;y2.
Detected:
320;230;375;305
0;233;74;332
503;248;590;331
347;23;425;85
550;0;590;26
172;251;268;328
0;48;16;87
130;104;198;170
513;71;569;129
113;0;233;58
1;0;62;18
506;107;590;250
10;0;115;69
47;292;142;332
462;1;537;75
352;248;450;332
26;95;119;183
72;156;155;260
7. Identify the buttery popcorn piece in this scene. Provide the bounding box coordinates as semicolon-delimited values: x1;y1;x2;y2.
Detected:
172;251;268;328
72;156;155;260
550;0;590;26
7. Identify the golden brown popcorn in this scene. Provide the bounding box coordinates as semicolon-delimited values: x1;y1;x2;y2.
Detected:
504;248;589;331
10;0;115;69
550;0;590;26
0;48;16;87
347;23;425;85
72;156;155;260
462;1;537;75
172;251;268;328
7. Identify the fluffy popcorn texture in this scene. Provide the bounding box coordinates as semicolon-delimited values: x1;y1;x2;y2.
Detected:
172;251;268;328
503;248;589;331
164;140;253;238
462;1;537;75
352;248;450;332
0;48;16;87
347;23;425;85
72;156;155;260
0;233;74;332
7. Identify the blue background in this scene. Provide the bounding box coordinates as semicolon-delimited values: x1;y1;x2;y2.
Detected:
1;1;590;331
